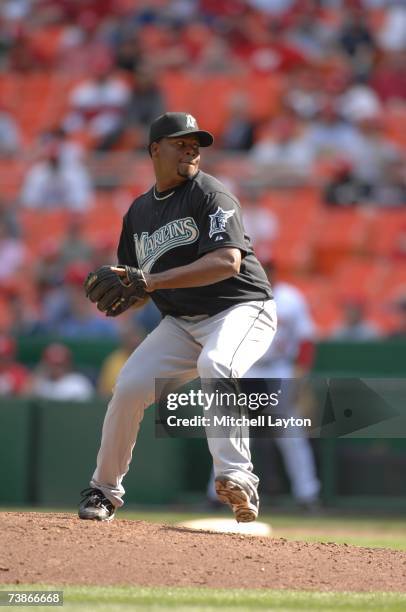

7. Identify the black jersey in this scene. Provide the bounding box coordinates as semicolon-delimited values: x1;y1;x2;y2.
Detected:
117;170;273;317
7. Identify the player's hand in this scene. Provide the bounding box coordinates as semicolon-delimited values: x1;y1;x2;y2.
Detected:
84;265;148;317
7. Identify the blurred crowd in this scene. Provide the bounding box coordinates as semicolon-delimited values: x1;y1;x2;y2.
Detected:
0;0;405;359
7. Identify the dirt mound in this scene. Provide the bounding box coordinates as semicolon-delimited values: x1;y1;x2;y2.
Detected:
1;512;405;592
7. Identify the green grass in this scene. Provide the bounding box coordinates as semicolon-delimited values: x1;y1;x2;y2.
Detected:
2;585;406;612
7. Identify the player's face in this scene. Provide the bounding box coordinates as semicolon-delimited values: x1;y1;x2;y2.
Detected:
154;135;201;184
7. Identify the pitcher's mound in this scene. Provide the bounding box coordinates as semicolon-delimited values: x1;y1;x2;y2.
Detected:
176;517;272;536
1;512;406;592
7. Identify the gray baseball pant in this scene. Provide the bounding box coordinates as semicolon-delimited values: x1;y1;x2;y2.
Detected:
90;298;277;507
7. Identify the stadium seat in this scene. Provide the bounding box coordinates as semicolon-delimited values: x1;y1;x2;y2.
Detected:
81;193;123;242
332;258;388;301
383;108;406;149
313;208;371;273
0;160;25;199
290;276;341;334
368;209;406;257
379;262;406;301
20;209;71;254
160;72;201;118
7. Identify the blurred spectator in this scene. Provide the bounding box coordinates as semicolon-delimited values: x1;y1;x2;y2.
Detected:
194;35;239;75
35;126;85;166
0;108;21;157
53;262;119;339
284;0;334;62
59;215;93;266
283;68;324;120
63;54;130;148
346;115;401;193
391;224;406;260
0;0;32;22
6;291;43;337
34;241;61;289
114;33;143;73
337;78;382;124
378;2;406;53
101;64;165;150
31;240;75;335
323;158;369;206
31;343;94;401
131;298;161;335
305;100;360;159
229;13;307;74
98;319;144;397
371;157;406;207
7;30;47;72
20;141;93;212
241;192;279;260
56;7;116;76
89;234;117;270
0;335;31;396
372;51;406;105
220;92;256;151
0;220;26;283
337;5;376;80
331;297;382;341
0;198;20;238
387;294;406;340
250;115;315;185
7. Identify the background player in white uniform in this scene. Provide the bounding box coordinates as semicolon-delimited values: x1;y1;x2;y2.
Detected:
78;112;277;523
247;262;320;508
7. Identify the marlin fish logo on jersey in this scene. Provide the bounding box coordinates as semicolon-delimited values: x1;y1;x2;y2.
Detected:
134;217;199;272
208;207;235;239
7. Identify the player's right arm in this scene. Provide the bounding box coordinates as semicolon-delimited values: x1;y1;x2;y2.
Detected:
144;247;241;291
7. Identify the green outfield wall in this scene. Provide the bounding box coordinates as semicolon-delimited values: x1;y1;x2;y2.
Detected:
0;339;405;508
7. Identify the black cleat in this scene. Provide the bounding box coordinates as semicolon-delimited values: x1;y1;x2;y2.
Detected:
78;488;116;521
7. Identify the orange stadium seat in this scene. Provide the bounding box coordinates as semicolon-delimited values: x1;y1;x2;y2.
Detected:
379;262;406;300
383;107;406;149
0;73;21;108
20;209;71;254
368;209;406;257
29;25;65;65
246;74;283;121
0;160;25;199
193;77;241;136
263;187;321;226
313;208;371;273
160;72;201;117
290;276;341;334
261;188;321;271
81;194;123;243
332;257;388;300
271;235;314;273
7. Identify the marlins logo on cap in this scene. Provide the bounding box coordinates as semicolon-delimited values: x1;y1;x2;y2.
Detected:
149;112;214;147
185;114;197;128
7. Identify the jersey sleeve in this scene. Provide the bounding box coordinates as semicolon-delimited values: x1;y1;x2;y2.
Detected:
196;191;248;257
117;213;138;266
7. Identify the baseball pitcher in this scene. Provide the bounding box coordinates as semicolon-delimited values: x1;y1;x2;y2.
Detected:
79;112;277;522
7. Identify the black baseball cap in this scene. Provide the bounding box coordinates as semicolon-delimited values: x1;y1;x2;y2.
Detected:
149;112;214;147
